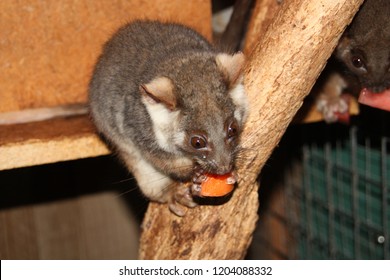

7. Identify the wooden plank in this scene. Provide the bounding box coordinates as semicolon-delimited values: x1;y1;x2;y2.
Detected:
0;0;211;113
31;193;139;259
0;212;9;259
32;199;84;259
0;115;110;171
0;193;140;259
0;207;40;259
78;193;140;259
0;149;141;259
0;212;7;259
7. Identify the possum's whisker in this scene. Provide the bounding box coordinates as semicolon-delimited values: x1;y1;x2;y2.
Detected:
115;185;141;198
110;176;137;185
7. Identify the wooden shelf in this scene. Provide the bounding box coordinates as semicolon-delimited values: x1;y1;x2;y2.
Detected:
0;115;110;171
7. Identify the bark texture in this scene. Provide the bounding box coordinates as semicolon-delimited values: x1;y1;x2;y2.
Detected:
139;0;364;260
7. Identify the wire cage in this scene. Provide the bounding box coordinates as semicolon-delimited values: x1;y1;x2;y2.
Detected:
249;107;390;260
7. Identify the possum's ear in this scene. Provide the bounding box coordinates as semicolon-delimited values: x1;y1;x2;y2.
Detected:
216;52;245;86
140;77;176;110
335;36;352;62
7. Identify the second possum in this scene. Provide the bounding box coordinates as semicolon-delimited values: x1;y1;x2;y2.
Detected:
317;0;390;122
89;21;248;216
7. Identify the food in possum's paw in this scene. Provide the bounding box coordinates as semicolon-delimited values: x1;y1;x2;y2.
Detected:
316;93;351;124
334;110;350;124
198;173;235;197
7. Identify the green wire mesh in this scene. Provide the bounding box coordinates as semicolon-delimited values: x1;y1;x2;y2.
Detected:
286;118;389;259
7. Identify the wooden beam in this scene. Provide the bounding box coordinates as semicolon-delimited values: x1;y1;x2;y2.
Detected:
0;116;109;171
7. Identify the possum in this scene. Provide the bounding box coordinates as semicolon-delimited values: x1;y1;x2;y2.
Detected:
317;0;390;122
88;21;248;216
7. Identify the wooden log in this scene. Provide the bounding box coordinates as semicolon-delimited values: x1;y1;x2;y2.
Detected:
138;0;364;260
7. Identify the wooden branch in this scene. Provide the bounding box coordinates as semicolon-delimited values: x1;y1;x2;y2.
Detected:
138;0;364;260
219;0;254;51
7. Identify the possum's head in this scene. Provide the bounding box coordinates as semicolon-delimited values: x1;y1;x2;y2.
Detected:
337;36;390;93
335;0;390;111
140;52;248;176
336;0;390;93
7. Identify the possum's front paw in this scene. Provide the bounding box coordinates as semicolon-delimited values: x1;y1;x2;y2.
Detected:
316;94;350;123
168;182;197;217
190;167;207;196
315;72;350;123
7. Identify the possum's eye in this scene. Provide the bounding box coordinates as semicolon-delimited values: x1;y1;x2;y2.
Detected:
351;55;365;69
227;120;239;139
190;135;207;149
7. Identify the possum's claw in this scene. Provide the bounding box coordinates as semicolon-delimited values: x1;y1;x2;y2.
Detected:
191;167;207;196
168;182;197;217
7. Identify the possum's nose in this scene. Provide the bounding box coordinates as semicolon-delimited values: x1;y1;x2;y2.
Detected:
212;156;234;175
365;83;389;93
216;165;233;175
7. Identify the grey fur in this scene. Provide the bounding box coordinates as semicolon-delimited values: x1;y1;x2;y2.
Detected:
89;21;248;215
336;0;390;93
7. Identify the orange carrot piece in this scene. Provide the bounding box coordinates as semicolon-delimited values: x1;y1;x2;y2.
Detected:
199;173;235;197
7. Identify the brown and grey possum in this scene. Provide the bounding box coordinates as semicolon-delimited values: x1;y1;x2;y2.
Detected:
316;0;390;122
88;21;248;216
